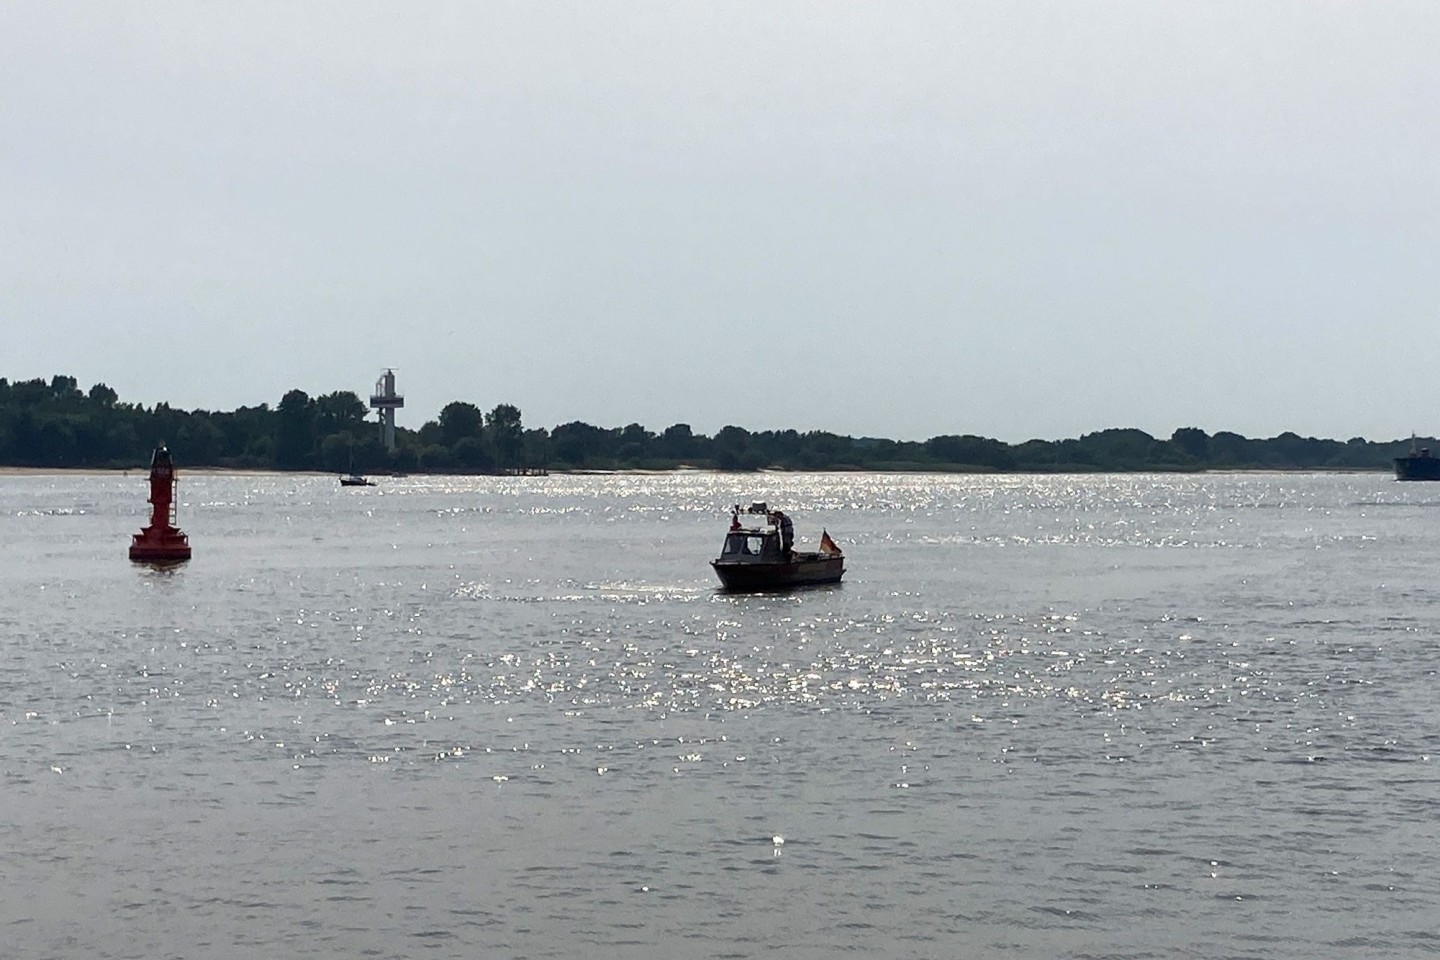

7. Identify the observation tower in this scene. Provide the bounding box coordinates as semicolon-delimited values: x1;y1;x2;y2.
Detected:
369;369;404;452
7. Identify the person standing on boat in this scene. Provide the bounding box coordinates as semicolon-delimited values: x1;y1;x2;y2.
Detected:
774;510;794;558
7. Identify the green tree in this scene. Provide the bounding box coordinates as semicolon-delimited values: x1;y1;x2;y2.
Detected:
551;421;604;466
485;403;524;468
615;422;654;464
522;428;550;467
714;425;760;470
418;444;455;471
320;433;355;472
453;436;495;470
439;401;484;447
351;433;388;471
173;415;224;465
391;444;418;473
315;391;368;436
1170;427;1210;460
87;382;119;407
276;389;316;468
1073;428;1160;468
10;378;48;406
1208;431;1252;466
37;417;79;464
657;423;695;460
925;434;1015;469
50;375;82;404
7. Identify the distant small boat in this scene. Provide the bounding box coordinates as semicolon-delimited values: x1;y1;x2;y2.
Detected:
340;473;375;487
711;502;845;591
1394;435;1440;481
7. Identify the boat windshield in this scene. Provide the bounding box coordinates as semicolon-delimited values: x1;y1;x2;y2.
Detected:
722;533;769;557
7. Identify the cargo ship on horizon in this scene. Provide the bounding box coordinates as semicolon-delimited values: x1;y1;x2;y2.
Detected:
1394;435;1440;480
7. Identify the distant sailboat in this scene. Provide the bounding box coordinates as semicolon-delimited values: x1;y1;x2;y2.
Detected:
339;452;376;487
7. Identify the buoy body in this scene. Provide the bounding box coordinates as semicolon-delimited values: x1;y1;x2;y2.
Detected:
129;446;192;563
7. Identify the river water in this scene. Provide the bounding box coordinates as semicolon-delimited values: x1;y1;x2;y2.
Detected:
2;470;1437;959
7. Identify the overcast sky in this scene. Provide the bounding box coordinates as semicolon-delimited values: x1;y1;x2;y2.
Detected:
4;3;1438;442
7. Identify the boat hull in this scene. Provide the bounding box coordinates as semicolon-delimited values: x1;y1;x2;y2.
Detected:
711;556;845;591
1394;456;1440;481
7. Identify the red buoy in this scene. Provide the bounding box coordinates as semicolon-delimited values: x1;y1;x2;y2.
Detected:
129;445;192;563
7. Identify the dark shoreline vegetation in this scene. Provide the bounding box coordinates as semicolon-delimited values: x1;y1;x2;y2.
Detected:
0;374;1418;475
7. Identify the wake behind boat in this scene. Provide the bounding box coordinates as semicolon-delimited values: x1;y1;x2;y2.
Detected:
710;502;845;591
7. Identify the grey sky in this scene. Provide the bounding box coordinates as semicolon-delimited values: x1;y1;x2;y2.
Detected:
4;3;1438;443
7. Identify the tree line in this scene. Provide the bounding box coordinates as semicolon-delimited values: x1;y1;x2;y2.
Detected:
0;374;1420;474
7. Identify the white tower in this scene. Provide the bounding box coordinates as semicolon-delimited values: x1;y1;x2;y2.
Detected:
369;369;404;452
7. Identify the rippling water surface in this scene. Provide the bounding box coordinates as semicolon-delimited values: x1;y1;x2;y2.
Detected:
3;471;1438;959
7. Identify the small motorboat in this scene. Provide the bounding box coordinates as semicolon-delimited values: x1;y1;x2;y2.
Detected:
710;502;845;591
339;474;376;487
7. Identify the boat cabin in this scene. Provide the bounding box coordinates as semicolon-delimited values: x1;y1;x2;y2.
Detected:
719;501;794;562
719;529;784;563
